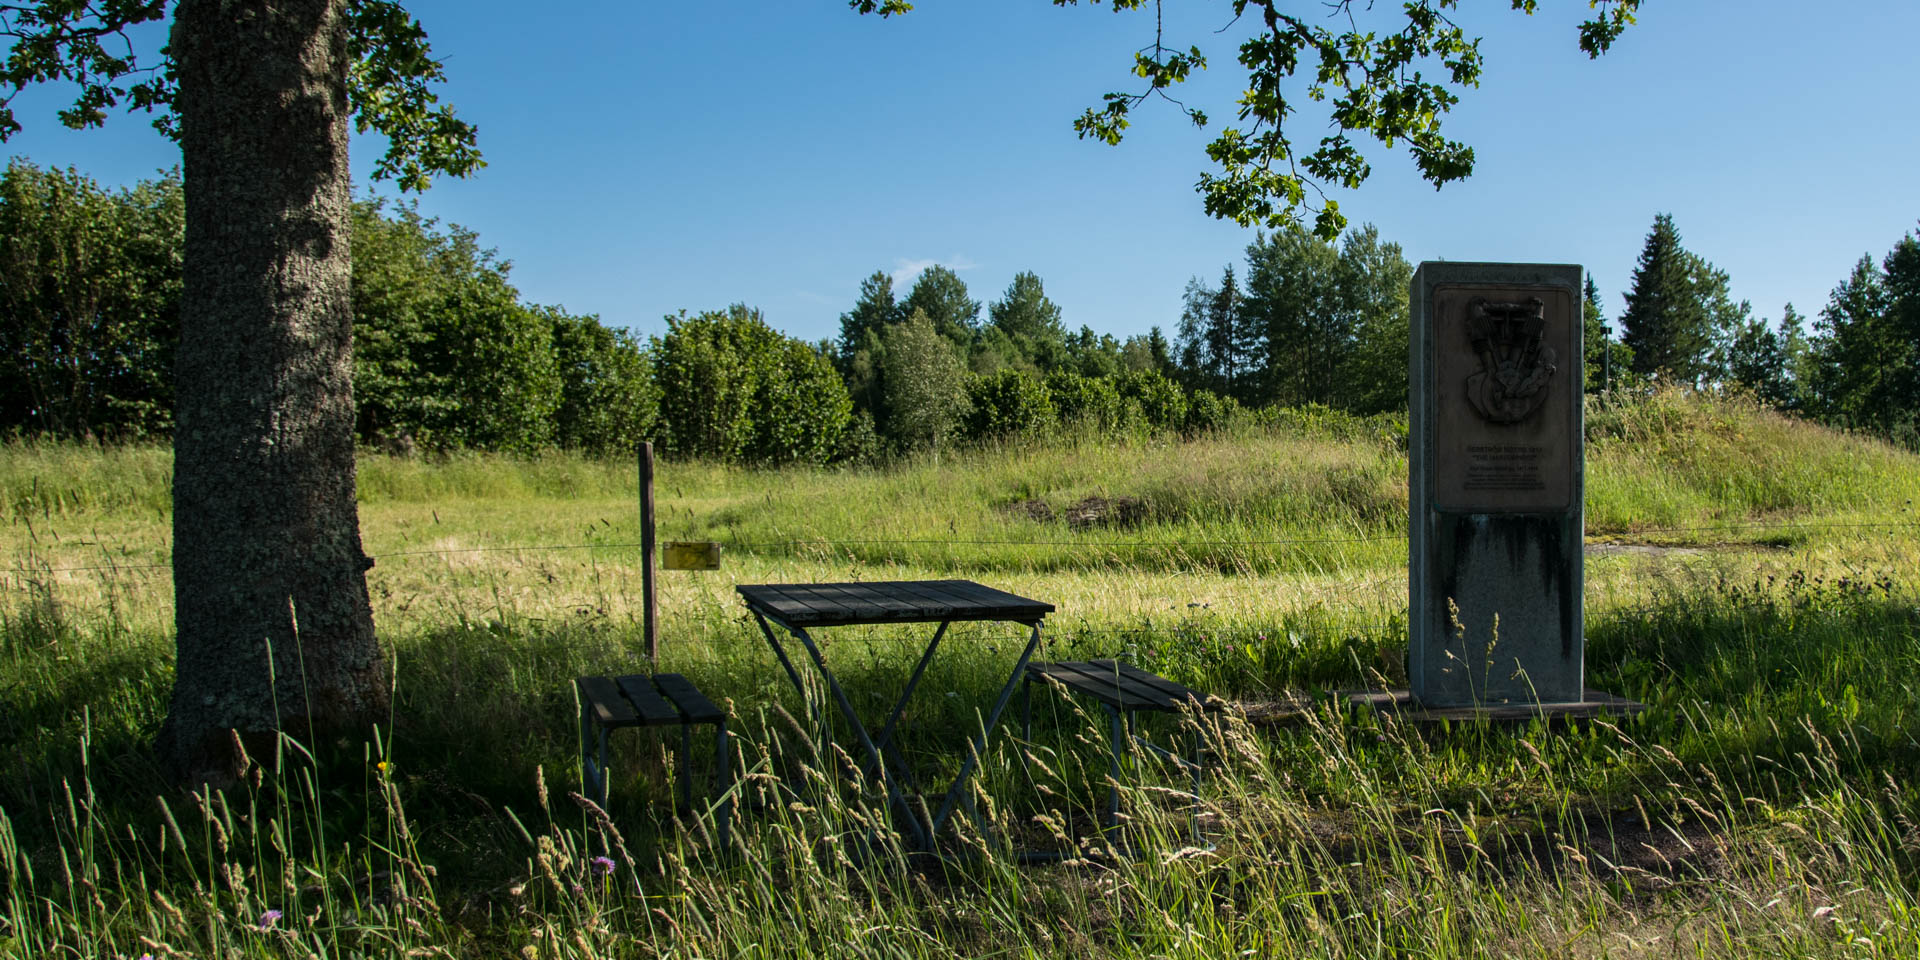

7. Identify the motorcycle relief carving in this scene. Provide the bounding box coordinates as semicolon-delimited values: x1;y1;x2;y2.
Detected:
1464;296;1556;424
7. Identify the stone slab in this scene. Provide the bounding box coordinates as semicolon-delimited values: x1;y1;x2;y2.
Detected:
1410;262;1585;707
1343;687;1647;723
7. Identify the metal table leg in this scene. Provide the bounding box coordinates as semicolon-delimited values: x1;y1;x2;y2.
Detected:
864;620;950;788
782;622;931;851
715;718;733;849
928;621;1044;841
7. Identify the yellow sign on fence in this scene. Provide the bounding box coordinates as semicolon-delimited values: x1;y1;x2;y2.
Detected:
662;541;723;571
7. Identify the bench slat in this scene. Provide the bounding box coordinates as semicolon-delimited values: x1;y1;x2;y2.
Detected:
1054;660;1180;710
578;676;639;727
653;673;726;725
616;674;683;726
1031;660;1219;713
1032;661;1162;710
1084;659;1215;710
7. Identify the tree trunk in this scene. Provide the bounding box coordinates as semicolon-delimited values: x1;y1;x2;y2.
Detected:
161;0;384;784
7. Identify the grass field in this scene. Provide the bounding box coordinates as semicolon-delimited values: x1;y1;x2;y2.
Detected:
3;388;1918;958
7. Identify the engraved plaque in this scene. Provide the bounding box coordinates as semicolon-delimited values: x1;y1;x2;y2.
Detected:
1429;284;1575;513
662;541;722;571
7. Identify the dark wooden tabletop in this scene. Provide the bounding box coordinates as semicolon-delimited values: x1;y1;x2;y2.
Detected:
737;579;1053;628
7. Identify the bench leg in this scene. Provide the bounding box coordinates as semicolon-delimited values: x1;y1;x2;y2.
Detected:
580;712;612;811
715;718;732;850
578;697;598;805
1021;672;1034;742
1103;704;1125;833
680;722;694;814
1189;725;1203;845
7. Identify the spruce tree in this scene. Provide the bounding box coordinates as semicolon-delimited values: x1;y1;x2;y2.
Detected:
1806;231;1920;438
1208;265;1245;398
1581;275;1608;392
1619;213;1714;384
987;271;1067;370
900;265;981;349
838;271;899;361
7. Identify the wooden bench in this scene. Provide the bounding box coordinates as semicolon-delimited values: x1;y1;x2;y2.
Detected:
1022;659;1224;838
576;673;732;845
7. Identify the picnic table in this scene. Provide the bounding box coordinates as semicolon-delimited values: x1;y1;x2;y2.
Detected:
737;579;1054;851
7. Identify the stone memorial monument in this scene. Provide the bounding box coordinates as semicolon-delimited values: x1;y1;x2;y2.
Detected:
1408;262;1585;707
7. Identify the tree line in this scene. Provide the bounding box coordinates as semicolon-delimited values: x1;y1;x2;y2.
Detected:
5;159;1917;463
0;160;656;456
1614;212;1920;448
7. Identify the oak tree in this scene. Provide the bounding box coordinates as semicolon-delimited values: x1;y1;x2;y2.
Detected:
1;0;479;782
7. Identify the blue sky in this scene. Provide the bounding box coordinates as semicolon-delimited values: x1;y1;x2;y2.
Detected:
12;1;1920;346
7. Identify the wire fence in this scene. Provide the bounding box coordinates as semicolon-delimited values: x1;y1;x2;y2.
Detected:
6;515;1918;577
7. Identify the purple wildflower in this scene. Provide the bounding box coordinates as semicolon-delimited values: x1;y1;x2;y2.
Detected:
592;855;616;876
258;909;283;930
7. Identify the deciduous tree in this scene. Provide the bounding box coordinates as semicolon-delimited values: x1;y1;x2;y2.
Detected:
0;160;181;440
881;307;970;452
1;0;481;781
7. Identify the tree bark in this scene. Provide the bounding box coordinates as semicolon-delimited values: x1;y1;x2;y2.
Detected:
161;0;384;783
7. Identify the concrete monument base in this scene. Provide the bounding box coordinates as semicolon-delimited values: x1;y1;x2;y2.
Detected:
1344;687;1647;723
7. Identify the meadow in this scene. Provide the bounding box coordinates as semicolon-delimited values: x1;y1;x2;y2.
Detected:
2;388;1917;958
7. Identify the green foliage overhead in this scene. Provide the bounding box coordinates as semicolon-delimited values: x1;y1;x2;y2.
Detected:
0;0;482;192
854;0;1642;237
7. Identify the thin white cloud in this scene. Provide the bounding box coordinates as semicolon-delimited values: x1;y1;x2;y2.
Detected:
890;254;980;288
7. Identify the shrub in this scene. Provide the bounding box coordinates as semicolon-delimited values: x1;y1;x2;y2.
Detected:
1183;388;1239;436
1117;369;1187;432
654;305;851;466
964;369;1055;441
1044;370;1123;432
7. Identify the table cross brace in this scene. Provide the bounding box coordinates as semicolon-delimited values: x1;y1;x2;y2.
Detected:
752;611;1043;852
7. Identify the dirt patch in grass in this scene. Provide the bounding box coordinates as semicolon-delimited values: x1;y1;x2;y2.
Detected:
1063;496;1146;531
1004;498;1055;523
1001;495;1148;531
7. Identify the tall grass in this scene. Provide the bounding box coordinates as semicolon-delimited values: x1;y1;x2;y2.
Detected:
2;389;1919;956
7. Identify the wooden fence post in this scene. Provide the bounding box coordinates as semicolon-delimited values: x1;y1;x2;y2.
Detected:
640;441;658;664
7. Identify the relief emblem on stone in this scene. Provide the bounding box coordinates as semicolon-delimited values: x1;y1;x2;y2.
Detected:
1463;296;1557;423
